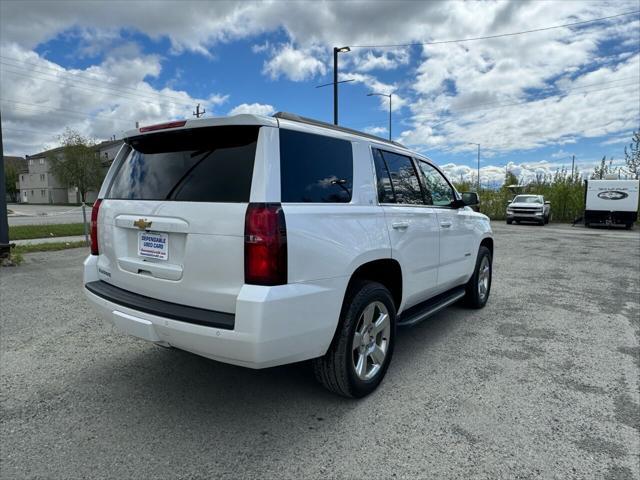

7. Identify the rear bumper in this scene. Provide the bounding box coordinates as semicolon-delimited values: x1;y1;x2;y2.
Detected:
83;256;346;369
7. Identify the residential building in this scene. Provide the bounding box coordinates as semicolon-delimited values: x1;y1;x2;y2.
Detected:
18;139;123;204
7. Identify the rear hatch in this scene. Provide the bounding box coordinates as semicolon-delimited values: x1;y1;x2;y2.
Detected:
96;125;260;314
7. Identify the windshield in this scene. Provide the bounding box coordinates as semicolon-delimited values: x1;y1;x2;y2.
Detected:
107;126;259;202
512;195;542;204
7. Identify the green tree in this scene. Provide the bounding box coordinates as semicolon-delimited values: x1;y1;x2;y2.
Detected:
48;129;103;202
504;170;519;188
4;160;19;202
623;130;639;179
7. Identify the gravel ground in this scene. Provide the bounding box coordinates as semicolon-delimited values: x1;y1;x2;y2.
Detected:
1;223;639;479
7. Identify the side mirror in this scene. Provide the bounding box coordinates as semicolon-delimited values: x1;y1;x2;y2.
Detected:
461;192;479;207
544;201;550;205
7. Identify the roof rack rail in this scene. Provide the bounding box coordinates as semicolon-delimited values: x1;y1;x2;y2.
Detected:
273;112;405;148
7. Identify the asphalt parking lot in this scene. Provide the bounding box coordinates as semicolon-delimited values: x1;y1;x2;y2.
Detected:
7;204;86;226
1;223;639;479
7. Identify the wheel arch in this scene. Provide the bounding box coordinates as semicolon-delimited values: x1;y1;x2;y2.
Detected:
325;258;402;353
479;236;493;257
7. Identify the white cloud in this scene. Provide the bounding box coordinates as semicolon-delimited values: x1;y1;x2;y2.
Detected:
363;126;388;136
349;49;410;72
0;44;227;155
262;45;326;81
440;157;630;187
228;103;275;116
339;72;407;112
1;0;638;157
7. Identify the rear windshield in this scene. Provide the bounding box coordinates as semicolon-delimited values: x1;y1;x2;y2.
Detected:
107;126;259;202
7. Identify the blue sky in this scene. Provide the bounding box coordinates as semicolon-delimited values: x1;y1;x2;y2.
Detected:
1;0;639;184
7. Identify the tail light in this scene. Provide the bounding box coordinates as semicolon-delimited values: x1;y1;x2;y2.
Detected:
90;199;102;255
244;203;287;285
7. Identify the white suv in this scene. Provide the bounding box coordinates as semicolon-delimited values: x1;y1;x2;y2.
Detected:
84;112;493;397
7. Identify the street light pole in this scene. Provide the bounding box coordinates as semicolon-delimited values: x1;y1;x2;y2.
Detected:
333;46;350;125
366;92;393;141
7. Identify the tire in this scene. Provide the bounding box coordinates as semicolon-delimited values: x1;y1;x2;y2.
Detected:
544;213;551;224
506;219;513;225
539;219;545;226
625;223;633;230
312;281;396;398
464;246;492;309
515;220;520;224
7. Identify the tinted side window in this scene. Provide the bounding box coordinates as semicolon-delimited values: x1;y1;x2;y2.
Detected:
417;161;455;206
376;149;424;205
279;129;353;203
372;149;395;203
107;126;259;202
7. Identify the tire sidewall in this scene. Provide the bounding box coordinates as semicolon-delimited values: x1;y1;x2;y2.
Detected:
467;246;492;308
343;283;396;397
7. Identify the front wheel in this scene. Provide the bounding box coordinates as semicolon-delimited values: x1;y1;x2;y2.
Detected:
312;281;396;398
506;219;513;225
464;246;492;309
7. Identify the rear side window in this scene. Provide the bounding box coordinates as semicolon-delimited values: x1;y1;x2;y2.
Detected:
373;148;424;205
107;126;259;202
279;129;353;203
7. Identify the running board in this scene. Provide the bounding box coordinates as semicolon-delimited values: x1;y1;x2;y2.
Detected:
397;287;466;327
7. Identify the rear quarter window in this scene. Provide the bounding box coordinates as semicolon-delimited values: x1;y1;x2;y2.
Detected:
107;126;259;202
279;129;353;203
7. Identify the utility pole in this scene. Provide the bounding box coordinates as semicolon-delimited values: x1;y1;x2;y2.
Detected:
193;104;206;118
0;110;10;258
571;154;575;177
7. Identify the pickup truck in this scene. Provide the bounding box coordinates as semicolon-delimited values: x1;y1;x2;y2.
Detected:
506;194;551;225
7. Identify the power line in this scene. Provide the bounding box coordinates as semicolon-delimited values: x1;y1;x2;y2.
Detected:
412;81;640;123
0;98;139;123
0;55;195;105
443;76;640;114
0;65;194;109
350;10;640;48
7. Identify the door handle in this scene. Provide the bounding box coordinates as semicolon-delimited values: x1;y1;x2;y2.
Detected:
440;221;452;228
392;222;410;230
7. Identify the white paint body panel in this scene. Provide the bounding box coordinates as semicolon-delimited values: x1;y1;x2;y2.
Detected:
585;180;640;212
84;114;493;369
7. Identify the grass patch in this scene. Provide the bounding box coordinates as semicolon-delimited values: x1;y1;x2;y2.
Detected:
9;223;86;240
13;240;88;255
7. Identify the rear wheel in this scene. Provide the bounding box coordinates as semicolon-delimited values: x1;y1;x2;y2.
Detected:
312;281;396;398
464;246;492;309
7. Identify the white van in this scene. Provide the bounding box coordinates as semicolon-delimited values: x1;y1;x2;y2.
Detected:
84;113;493;397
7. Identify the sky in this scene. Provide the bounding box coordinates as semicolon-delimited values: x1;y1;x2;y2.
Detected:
1;0;639;186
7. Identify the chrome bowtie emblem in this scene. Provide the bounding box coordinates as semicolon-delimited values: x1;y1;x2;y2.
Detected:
133;219;152;230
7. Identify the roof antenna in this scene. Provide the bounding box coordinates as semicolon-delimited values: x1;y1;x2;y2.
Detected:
193;103;206;118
